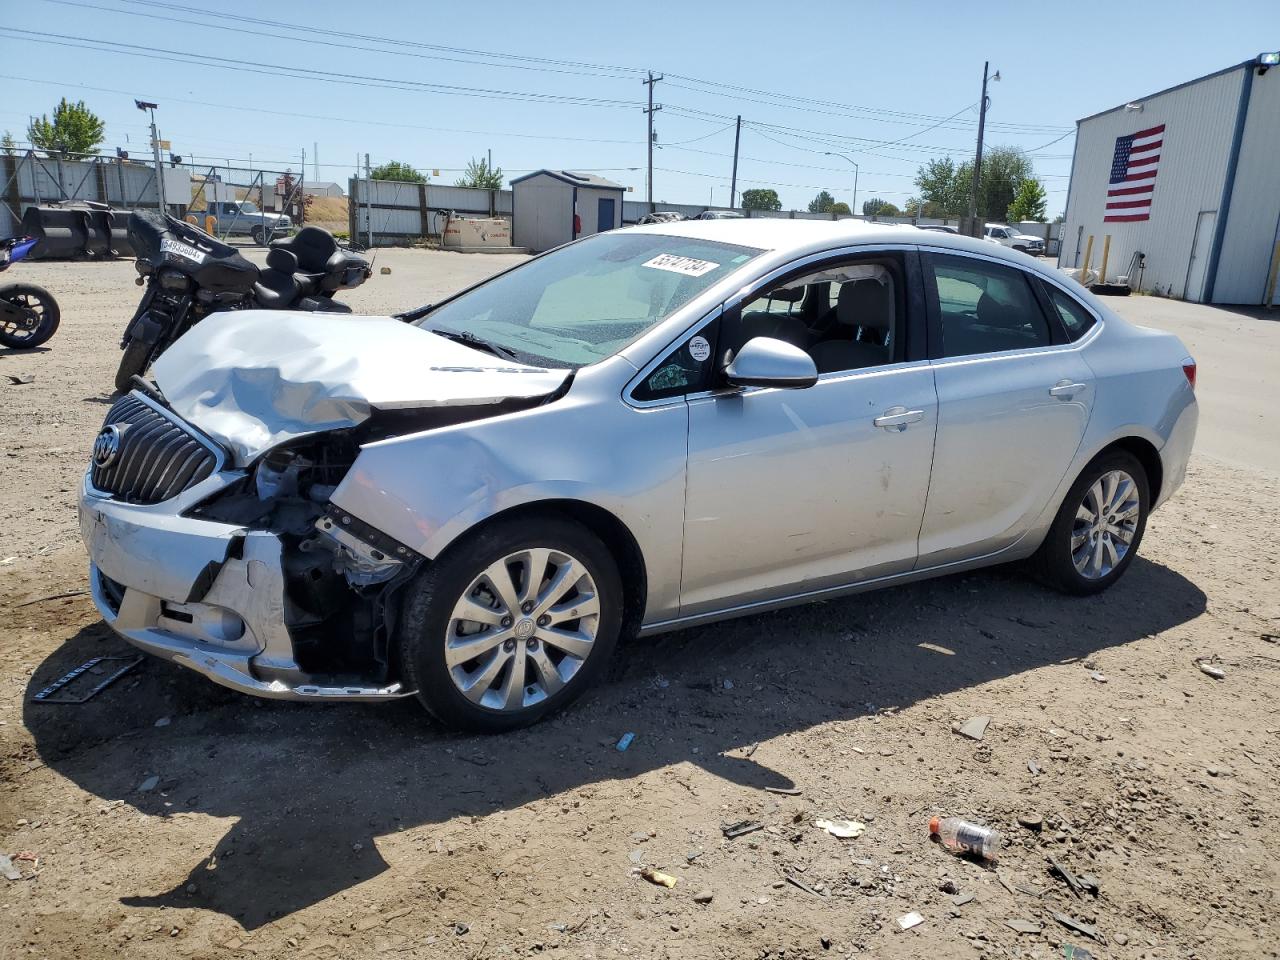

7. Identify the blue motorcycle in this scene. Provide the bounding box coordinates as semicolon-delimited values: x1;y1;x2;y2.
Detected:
0;236;59;348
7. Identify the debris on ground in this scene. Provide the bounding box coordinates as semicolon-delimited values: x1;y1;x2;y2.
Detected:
814;818;865;839
1028;759;1042;775
1051;911;1103;942
930;816;1001;861
953;716;991;741
1197;661;1226;679
1048;855;1088;898
640;867;678;888
1090;671;1108;683
1017;812;1044;831
764;786;801;796
692;889;713;904
138;775;159;793
615;732;635;752
0;854;21;880
896;911;924;931
784;874;825;898
5;373;35;385
721;820;765;839
1004;918;1042;935
1061;946;1095;960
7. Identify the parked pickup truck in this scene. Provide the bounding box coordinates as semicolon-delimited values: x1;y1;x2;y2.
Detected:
983;223;1045;255
202;201;292;244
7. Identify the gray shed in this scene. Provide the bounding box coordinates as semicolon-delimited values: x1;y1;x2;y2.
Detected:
511;170;625;252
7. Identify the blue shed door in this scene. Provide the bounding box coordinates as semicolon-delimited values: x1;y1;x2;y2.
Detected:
596;197;616;233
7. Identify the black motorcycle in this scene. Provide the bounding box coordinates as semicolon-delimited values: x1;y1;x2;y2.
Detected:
0;236;60;349
115;210;371;391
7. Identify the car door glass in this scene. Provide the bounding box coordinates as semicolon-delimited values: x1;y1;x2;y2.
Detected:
930;255;1051;357
1043;284;1097;340
633;323;718;402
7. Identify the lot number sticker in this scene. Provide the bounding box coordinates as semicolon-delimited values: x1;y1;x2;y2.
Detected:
643;254;720;277
688;335;711;362
160;238;207;264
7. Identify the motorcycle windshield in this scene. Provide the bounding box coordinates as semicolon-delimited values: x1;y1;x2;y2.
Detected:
127;210;259;294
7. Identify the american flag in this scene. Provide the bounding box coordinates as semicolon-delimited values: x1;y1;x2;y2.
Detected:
1104;124;1165;222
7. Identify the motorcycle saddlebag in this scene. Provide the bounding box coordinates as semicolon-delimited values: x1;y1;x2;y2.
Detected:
319;251;372;294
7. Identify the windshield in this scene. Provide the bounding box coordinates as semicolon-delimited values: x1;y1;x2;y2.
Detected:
416;232;763;367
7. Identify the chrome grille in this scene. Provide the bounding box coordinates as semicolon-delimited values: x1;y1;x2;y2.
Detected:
90;394;219;503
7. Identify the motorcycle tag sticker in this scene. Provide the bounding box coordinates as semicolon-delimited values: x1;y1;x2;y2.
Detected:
160;238;207;264
642;254;719;277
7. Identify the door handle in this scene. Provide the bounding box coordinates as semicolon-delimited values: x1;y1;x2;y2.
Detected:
1049;379;1087;398
873;406;925;430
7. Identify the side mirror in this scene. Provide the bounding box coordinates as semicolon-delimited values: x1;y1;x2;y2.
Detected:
724;336;818;389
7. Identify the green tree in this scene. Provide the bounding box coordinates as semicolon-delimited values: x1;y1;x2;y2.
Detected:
808;190;836;213
26;98;104;156
1006;178;1047;222
913;146;1035;220
831;201;851;215
862;197;901;217
1;130;16;156
369;160;426;183
741;188;781;212
455;157;504;190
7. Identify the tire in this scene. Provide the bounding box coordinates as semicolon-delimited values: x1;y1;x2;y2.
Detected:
251;226;266;246
0;283;60;349
114;338;157;393
1031;449;1149;595
398;515;623;732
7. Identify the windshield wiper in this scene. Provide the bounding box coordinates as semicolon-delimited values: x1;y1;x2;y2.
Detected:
427;326;520;361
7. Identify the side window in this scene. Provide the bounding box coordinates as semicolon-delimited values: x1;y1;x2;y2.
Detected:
632;321;718;402
928;254;1052;358
1042;283;1097;341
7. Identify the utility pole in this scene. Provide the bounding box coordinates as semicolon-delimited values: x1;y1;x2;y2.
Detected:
729;115;742;209
488;147;492;175
643;71;662;209
313;141;318;181
135;100;166;213
364;152;373;249
967;61;999;234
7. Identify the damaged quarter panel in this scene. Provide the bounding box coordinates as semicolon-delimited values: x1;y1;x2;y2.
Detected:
329;355;689;623
153;310;571;467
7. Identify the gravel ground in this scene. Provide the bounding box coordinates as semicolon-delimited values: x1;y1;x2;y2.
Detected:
1;250;1278;959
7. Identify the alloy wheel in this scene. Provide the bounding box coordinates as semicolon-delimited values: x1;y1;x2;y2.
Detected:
1071;469;1140;580
0;293;45;343
445;548;600;711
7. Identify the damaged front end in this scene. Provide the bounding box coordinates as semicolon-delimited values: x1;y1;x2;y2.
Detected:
80;378;565;701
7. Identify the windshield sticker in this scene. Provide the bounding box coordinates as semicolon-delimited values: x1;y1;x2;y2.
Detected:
643;254;720;277
160;238;207;264
687;335;711;362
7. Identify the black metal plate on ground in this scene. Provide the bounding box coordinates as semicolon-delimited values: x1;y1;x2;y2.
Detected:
32;656;143;703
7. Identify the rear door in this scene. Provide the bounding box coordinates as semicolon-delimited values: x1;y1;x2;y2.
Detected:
917;250;1095;566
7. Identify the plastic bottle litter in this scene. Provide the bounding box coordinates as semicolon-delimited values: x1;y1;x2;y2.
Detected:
929;816;1002;861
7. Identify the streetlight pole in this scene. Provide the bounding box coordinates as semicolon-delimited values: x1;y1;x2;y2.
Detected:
135;99;166;213
824;152;859;215
967;61;1000;234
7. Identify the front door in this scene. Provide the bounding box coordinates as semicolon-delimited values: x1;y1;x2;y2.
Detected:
1184;210;1216;302
917;250;1094;566
678;249;937;617
596;197;615;234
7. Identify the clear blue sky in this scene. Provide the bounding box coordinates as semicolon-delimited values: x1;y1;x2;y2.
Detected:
1;0;1275;216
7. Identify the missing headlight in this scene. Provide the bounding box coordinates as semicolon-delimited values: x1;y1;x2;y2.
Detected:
312;507;418;587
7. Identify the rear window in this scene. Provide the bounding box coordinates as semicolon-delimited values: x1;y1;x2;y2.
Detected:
1042;283;1098;340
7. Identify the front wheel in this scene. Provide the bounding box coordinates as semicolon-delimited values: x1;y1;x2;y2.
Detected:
398;516;623;732
114;338;157;393
0;283;60;348
1031;450;1149;595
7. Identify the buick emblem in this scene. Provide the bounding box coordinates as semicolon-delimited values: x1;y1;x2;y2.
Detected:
93;425;124;468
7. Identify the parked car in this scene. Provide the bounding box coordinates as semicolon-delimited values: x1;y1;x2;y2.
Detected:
695;210;744;220
637;211;686;225
918;224;958;234
984;223;1045;255
79;220;1197;731
201;200;292;245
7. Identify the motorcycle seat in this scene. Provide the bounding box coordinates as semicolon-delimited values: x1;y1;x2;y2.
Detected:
271;226;339;274
253;247;302;308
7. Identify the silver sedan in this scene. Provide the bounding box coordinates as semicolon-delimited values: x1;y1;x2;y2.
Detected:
79;220;1197;730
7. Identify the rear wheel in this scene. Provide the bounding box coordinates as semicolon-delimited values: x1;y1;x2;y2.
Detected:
0;283;60;348
398;516;622;732
1032;450;1149;595
114;338;157;393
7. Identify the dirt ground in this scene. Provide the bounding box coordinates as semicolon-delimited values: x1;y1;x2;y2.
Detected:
2;250;1278;960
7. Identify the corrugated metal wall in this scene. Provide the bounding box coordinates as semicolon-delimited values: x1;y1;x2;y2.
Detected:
1212;67;1280;304
1058;65;1246;300
1;154;161;234
349;178;512;245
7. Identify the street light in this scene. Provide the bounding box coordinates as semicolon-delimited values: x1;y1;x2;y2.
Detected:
135;99;167;212
823;152;859;215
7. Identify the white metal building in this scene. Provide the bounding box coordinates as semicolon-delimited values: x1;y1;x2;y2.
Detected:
1058;54;1280;305
510;170;624;252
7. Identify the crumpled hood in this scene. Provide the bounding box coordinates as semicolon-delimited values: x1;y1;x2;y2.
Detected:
153;310;569;466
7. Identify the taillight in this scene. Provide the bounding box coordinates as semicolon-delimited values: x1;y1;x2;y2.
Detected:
1182;358;1197;391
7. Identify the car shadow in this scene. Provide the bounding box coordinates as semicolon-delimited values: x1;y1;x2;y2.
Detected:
22;557;1205;929
0;345;52;358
